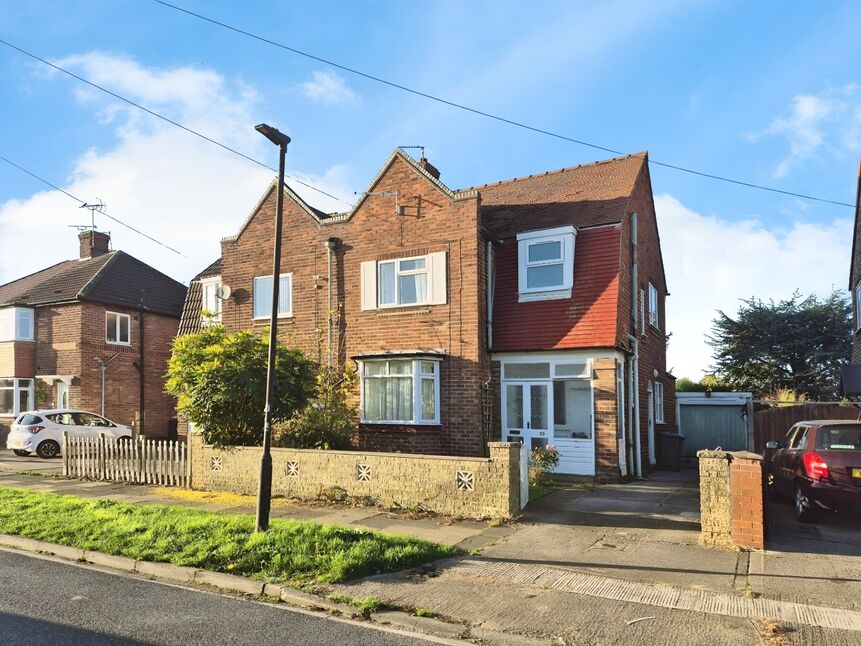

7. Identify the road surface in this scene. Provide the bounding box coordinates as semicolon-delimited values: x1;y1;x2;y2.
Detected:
0;549;450;645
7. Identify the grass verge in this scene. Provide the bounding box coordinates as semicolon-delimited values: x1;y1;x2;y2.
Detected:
0;486;457;585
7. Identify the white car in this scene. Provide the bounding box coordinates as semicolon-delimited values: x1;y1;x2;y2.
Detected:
6;409;133;459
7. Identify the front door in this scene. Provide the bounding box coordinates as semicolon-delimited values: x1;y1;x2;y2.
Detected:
504;382;550;449
647;381;656;465
57;382;69;409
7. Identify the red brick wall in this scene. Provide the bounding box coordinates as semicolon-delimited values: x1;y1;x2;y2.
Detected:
219;154;486;456
730;454;765;549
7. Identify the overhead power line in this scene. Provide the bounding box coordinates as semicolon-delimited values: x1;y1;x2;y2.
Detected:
154;0;855;209
0;37;350;206
1;155;185;256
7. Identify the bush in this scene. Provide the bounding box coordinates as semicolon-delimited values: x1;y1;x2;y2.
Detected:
529;444;560;485
165;326;316;447
273;367;358;450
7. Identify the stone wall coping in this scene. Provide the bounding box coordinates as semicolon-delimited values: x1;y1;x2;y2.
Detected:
200;441;497;464
696;449;763;462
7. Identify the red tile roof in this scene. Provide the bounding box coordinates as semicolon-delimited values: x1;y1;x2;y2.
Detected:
491;225;621;351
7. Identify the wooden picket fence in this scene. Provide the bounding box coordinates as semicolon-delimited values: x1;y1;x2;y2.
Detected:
62;432;188;487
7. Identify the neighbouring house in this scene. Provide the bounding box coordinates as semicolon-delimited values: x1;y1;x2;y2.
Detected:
178;149;676;479
0;230;187;445
844;159;861;398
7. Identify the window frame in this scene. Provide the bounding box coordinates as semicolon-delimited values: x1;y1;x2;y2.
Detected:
516;226;576;302
856;284;861;332
105;311;131;346
377;255;430;308
654;381;665;423
252;273;293;320
359;357;441;425
15;308;34;341
648;283;659;328
200;276;223;322
0;378;34;417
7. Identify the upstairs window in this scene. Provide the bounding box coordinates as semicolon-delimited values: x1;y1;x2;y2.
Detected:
253;274;293;319
361;252;447;310
516;226;575;302
0;308;34;341
200;276;222;322
856;284;861;331
648;283;659;328
106;312;131;345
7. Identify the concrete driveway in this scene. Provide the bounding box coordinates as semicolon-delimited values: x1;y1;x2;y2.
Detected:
0;449;63;476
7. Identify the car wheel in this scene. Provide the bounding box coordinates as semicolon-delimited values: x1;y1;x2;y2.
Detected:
36;440;61;460
13;450;30;457
794;483;817;523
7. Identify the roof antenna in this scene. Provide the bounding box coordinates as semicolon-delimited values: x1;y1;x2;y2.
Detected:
68;200;110;249
399;145;425;160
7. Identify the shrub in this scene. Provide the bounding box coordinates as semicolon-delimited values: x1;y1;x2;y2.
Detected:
529;444;560;485
273;367;358;450
165;326;315;447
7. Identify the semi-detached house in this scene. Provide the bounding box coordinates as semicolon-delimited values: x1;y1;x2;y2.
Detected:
179;149;676;480
0;231;186;445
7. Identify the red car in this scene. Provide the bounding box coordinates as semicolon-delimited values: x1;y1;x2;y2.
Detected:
766;420;861;522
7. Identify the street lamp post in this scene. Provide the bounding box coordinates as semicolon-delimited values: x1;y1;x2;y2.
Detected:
254;122;291;532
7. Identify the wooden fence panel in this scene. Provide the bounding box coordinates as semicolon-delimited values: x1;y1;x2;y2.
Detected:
753;404;861;452
61;432;188;488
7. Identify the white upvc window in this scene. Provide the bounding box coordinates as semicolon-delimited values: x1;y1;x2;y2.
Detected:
360;358;440;424
253;274;293;319
639;289;646;335
0;378;33;416
106;311;131;345
516;226;575;302
856;284;861;331
648;282;659;328
360;252;447;310
654;381;665;423
200;276;222;322
0;308;34;341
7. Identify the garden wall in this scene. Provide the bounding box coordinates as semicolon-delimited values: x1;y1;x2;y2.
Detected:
698;449;765;550
188;435;522;519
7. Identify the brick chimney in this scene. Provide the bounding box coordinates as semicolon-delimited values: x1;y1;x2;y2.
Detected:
418;157;440;180
79;230;111;259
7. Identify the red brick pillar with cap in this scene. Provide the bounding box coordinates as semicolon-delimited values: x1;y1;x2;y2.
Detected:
729;451;765;549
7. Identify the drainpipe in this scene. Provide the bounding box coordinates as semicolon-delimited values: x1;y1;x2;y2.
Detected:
629;211;642;478
100;352;121;417
325;238;337;367
486;240;494;350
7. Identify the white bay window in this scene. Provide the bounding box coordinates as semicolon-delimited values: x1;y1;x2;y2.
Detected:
361;358;440;424
0;378;33;416
516;226;575;302
0;307;34;341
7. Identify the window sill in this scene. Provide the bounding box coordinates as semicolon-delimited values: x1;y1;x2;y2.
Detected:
361;420;441;426
518;288;572;303
375;306;433;317
252;315;294;321
106;341;131;347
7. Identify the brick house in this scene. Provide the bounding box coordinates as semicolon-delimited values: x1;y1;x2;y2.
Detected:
179;149;676;479
0;231;187;445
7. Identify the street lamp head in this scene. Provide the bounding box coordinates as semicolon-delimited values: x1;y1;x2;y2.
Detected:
255;123;291;148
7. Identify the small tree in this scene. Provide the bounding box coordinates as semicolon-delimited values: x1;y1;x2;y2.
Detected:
273;366;358;450
165;326;315;447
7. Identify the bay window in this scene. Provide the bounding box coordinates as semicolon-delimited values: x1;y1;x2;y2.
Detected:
0;307;34;341
253;274;293;319
0;378;33;416
361;358;440;424
516;226;575;302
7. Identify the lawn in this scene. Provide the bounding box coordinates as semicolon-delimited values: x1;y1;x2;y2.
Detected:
0;486;457;585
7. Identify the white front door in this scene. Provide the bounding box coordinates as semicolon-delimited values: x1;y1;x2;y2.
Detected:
57;382;69;409
647;380;656;465
503;382;550;449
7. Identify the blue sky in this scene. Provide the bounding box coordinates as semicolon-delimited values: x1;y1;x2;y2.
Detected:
1;0;860;378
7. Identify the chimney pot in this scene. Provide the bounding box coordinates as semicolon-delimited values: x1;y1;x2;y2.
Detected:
79;230;111;259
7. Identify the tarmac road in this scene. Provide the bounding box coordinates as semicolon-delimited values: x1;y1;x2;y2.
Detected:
0;549;453;646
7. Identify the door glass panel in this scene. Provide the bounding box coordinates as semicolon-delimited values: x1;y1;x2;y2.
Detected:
553;380;592;439
506;384;523;429
530;384;548;431
504;363;550;379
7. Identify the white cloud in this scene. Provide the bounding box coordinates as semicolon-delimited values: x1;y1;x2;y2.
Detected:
0;52;353;287
299;70;358;106
656;194;851;380
748;84;861;178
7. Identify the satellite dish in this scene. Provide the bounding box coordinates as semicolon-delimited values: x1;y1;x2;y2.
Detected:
216;284;232;300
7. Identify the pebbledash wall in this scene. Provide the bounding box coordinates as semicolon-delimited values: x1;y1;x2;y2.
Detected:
188;434;522;519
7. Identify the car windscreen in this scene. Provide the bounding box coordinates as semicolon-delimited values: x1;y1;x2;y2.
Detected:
816;426;861;451
17;414;43;425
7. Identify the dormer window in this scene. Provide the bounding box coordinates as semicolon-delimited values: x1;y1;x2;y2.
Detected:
516;226;575;302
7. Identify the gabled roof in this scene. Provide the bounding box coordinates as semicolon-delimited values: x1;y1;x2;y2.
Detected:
472;153;646;237
0;251;186;317
848;159;861;290
178;258;222;336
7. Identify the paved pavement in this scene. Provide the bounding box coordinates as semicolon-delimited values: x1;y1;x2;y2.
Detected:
0;549;453;646
0;450;63;476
